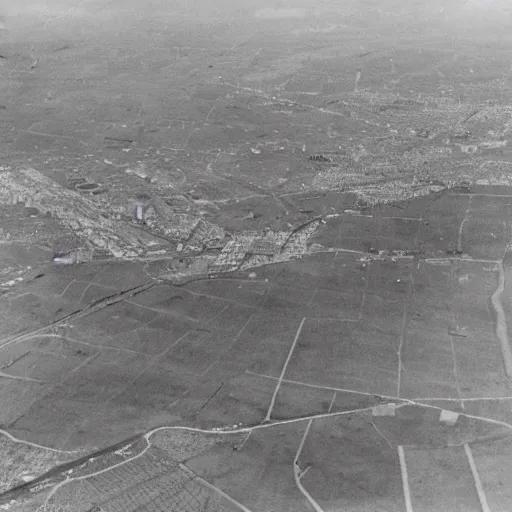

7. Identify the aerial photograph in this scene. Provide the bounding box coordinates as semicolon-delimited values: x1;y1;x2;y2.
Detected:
1;0;512;510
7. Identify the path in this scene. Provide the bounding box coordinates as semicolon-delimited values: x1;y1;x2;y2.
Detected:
491;260;512;377
3;392;512;511
265;317;306;422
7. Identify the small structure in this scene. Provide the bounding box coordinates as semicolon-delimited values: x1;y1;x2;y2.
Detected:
131;194;152;223
439;409;459;426
134;202;145;221
309;154;331;162
372;403;396;417
52;243;92;265
53;247;90;265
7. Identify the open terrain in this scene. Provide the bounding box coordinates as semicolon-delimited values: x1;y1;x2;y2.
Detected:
2;0;512;511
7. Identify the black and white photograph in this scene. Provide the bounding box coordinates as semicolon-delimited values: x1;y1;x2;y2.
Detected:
1;1;512;510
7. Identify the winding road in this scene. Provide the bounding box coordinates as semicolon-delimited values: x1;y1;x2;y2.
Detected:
491;260;512;377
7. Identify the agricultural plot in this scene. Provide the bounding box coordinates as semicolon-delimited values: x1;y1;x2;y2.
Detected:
461;219;510;262
416;195;471;256
300;414;405;512
1;191;511;461
44;446;238;512
318;214;421;253
471;436;512;512
186;423;311;512
404;445;481;512
284;318;400;398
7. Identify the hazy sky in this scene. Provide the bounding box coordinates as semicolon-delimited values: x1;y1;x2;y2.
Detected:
1;0;511;41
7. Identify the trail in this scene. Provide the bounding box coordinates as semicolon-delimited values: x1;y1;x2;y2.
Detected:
5;398;512;508
265;317;306;422
40;405;377;509
0;429;80;455
464;444;492;512
293;419;324;512
398;446;413;512
0;371;43;383
457;195;472;253
491;260;512;377
179;463;254;512
0;282;156;352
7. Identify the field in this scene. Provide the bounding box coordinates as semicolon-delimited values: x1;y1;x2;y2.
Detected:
10;405;512;512
1;188;512;511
